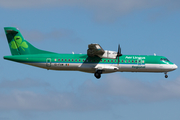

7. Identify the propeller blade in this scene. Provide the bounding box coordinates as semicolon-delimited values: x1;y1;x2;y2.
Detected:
118;56;119;65
119;44;121;55
116;44;122;65
118;44;120;54
117;44;119;54
117;44;122;57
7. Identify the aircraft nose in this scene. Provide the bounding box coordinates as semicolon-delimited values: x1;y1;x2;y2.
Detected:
173;64;178;70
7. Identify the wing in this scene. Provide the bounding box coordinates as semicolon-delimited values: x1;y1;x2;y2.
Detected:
87;44;105;57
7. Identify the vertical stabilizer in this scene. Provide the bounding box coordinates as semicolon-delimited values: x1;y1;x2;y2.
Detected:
4;27;56;55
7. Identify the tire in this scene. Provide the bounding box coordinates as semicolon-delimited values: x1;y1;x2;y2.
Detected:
94;72;101;79
165;75;168;78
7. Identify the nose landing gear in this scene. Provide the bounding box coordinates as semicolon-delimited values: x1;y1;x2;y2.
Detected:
164;72;168;78
94;70;102;79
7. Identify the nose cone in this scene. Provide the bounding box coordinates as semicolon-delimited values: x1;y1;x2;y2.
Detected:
173;64;178;70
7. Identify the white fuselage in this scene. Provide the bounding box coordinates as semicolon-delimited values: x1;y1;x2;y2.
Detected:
26;62;178;74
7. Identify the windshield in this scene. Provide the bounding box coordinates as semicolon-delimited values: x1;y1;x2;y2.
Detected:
160;58;169;61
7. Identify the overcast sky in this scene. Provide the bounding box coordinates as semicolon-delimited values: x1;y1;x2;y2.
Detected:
0;0;180;120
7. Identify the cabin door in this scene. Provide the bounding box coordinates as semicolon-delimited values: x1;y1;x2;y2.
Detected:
46;58;51;67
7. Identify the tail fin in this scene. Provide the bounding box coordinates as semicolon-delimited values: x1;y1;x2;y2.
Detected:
4;27;56;55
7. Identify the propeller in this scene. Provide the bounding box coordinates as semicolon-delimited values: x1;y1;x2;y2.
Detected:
116;44;122;65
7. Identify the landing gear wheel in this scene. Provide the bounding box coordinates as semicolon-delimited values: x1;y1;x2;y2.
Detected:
94;72;101;79
164;72;168;78
94;70;102;79
165;75;168;78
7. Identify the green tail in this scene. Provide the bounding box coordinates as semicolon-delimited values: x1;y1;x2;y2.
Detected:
4;27;56;55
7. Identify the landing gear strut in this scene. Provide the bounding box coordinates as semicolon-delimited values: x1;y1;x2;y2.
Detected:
165;72;168;78
94;70;102;79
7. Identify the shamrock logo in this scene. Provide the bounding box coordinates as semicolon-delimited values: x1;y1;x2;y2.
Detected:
10;36;28;51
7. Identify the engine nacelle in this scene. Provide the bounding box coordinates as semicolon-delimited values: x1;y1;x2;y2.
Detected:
97;50;117;59
87;44;105;57
87;44;117;59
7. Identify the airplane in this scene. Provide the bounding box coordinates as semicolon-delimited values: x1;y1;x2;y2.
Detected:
3;27;178;79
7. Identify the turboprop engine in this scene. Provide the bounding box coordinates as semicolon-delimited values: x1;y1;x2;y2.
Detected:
87;44;117;59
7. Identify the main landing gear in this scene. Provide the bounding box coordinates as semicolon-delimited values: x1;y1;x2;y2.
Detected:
164;72;168;78
94;70;102;79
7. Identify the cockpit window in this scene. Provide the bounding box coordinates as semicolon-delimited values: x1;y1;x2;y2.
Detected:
160;58;169;61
